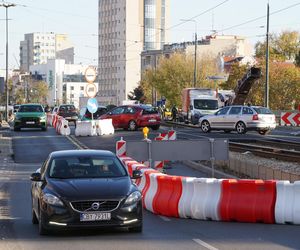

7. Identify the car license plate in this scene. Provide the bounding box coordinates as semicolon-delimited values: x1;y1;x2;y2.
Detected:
66;117;72;119
26;121;35;124
149;119;156;122
80;212;111;221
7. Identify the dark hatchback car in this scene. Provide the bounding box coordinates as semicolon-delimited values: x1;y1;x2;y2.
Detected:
99;105;161;131
30;150;143;235
57;104;78;125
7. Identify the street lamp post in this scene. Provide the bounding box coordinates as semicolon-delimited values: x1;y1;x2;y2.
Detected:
0;3;16;121
181;19;197;87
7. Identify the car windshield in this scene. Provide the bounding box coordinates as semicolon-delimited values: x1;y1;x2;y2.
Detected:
194;99;218;110
253;107;273;114
48;156;127;179
18;105;43;113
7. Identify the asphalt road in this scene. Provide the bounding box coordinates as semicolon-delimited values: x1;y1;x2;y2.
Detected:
0;126;299;250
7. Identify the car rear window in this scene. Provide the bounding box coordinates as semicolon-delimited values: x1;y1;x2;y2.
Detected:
59;105;76;112
48;156;127;179
253;107;273;114
18;105;43;113
142;106;158;115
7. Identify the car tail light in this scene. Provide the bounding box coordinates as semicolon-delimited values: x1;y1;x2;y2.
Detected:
85;113;91;118
252;114;259;120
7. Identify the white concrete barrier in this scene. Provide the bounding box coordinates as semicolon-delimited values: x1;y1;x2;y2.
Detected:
275;181;300;224
75;121;97;136
96;119;115;135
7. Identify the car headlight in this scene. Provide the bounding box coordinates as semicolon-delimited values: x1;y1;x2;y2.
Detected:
40;116;46;121
124;191;141;206
42;193;64;207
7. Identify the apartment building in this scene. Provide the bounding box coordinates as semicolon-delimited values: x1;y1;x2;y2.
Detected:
30;59;94;107
98;0;169;106
20;32;74;72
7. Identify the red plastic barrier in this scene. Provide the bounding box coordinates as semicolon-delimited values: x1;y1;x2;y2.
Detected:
152;175;183;217
219;179;276;223
141;170;159;207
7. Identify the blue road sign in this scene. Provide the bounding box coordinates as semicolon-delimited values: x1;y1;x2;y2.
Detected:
87;98;98;114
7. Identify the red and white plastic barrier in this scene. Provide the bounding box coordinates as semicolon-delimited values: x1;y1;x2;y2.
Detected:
281;112;300;126
50;115;70;136
115;138;300;225
275;181;300;224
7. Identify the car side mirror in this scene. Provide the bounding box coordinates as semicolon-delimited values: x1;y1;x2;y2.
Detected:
30;172;41;181
131;170;142;179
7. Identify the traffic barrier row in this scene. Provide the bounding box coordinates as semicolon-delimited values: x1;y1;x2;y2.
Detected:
75;119;114;136
281;112;300;126
50;114;71;136
118;153;300;225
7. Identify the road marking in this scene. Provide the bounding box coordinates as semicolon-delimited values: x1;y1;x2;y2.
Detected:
159;216;171;221
66;135;85;149
193;239;219;250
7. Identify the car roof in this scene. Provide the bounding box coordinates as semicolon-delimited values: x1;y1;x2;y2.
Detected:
49;150;115;158
20;103;42;106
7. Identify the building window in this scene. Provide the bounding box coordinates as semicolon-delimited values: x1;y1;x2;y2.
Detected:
70;94;74;98
80;86;84;91
71;86;74;90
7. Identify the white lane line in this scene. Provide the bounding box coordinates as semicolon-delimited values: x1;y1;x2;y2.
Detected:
193;239;219;250
159;216;171;222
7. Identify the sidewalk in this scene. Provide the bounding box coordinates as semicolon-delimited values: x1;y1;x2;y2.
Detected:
0;123;14;190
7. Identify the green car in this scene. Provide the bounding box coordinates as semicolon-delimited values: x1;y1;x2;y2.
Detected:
14;104;47;131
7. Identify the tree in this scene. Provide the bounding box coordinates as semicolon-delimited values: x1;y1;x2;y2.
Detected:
255;30;300;62
219;62;247;90
27;81;48;104
140;53;219;107
128;85;146;103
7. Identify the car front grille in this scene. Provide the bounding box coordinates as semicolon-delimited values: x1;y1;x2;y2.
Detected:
70;200;120;212
20;117;40;125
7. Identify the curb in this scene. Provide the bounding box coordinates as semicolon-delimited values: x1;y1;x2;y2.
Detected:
183;160;237;179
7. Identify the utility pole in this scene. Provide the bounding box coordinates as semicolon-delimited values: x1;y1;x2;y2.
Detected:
0;3;16;121
194;32;197;88
181;19;197;87
265;3;270;108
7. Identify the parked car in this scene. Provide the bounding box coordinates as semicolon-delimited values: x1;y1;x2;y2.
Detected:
99;105;161;131
57;104;78;126
30;150;143;235
79;106;108;121
199;105;276;135
14;103;47;131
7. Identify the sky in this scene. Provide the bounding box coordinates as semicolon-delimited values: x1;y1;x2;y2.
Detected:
0;0;300;71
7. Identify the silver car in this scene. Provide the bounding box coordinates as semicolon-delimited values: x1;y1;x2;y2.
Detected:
199;105;276;135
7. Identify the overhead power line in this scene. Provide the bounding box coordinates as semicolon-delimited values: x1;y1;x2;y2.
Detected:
218;1;300;32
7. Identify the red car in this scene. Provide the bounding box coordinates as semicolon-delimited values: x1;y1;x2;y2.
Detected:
99;105;161;131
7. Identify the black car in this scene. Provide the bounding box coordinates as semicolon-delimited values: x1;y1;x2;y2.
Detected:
57;104;78;125
30;150;143;235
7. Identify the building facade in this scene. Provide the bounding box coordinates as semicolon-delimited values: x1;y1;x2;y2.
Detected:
20;32;74;72
141;35;253;72
30;59;96;108
97;0;169;106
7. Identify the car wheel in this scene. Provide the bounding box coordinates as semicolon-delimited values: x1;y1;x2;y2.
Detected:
128;224;143;233
224;130;231;133
236;121;246;134
32;204;38;224
258;130;270;135
38;208;49;235
128;120;137;131
201;120;211;133
151;125;160;130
